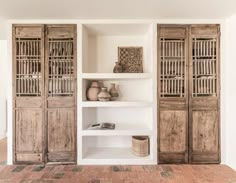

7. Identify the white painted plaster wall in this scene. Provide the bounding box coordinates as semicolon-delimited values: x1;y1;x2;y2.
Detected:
225;14;236;170
0;18;7;40
0;41;7;139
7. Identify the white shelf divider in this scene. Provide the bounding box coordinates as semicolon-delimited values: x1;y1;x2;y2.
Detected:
81;73;151;80
81;147;153;165
82;130;152;136
81;101;152;107
82;123;152;136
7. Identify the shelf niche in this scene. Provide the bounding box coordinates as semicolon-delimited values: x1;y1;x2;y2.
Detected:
82;23;153;73
82;107;152;131
82;136;153;165
82;79;153;102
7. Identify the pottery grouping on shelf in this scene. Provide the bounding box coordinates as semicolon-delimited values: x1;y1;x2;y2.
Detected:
87;81;119;101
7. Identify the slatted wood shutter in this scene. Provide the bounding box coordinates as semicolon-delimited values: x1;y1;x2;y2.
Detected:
189;25;220;163
157;24;220;164
13;24;77;164
158;25;189;163
45;25;77;163
13;25;45;164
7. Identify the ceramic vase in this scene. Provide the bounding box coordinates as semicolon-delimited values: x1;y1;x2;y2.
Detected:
109;83;119;101
98;87;111;101
87;81;101;101
113;62;123;73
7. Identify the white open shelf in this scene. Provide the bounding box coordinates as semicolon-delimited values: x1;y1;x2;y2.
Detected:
82;122;152;136
81;147;153;165
81;101;152;107
78;23;156;165
81;73;152;80
81;130;152;136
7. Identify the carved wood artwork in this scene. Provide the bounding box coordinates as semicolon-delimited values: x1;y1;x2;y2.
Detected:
118;47;143;73
13;24;77;164
158;24;220;164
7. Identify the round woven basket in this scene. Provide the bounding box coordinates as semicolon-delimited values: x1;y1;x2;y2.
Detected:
132;136;149;157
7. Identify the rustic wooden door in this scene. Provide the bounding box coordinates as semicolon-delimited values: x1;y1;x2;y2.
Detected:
157;25;189;163
13;25;45;164
45;25;77;163
189;25;220;163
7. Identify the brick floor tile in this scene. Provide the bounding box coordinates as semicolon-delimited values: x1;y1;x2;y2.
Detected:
0;164;235;183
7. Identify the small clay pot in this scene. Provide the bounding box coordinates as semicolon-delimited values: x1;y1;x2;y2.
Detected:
98;87;111;101
113;62;123;73
109;83;119;101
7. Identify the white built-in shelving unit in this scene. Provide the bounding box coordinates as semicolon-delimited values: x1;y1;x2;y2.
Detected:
78;23;157;165
6;20;157;165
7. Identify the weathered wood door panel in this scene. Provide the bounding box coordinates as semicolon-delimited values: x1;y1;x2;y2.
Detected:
13;24;77;164
15;109;43;163
192;110;218;152
13;24;45;164
159;110;188;163
45;25;77;164
158;24;220;164
47;109;76;162
158;25;189;163
189;25;220;163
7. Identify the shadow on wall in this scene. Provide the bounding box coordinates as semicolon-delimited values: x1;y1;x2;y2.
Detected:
0;41;8;140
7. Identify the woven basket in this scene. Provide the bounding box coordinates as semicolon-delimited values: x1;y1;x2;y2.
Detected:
132;136;149;157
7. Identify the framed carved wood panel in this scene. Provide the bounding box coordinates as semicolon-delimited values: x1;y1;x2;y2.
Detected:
118;47;143;73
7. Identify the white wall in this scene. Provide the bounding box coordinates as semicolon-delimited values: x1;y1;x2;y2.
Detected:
4;19;230;166
225;14;236;170
0;17;8;139
0;18;7;40
0;41;8;139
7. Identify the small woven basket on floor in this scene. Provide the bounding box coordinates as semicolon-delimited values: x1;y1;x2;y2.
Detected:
132;136;149;157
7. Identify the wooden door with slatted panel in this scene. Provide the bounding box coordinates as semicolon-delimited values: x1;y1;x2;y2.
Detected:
13;25;45;164
157;25;189;163
45;25;77;163
189;25;220;163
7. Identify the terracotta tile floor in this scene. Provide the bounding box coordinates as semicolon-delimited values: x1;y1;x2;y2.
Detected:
0;138;7;164
0;164;235;183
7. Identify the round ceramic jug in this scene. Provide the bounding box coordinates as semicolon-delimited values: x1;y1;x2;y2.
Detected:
98;87;111;101
87;81;101;101
109;83;119;101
